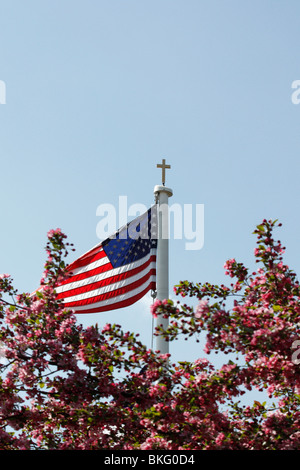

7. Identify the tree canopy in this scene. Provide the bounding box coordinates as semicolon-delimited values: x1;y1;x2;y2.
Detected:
1;220;300;450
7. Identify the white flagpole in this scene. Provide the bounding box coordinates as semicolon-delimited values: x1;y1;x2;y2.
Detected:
154;159;173;354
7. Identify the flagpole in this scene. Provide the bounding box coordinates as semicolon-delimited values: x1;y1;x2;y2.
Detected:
154;159;173;354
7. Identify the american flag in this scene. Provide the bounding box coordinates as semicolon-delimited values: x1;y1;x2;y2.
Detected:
55;206;157;314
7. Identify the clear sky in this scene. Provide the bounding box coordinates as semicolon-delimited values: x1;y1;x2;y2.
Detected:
0;1;299;371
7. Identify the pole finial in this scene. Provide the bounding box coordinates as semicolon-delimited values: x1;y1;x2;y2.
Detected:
157;158;171;186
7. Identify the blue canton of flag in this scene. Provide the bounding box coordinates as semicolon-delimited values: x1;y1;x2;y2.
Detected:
103;206;158;268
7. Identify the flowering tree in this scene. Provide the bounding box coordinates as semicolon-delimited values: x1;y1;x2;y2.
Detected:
0;220;300;449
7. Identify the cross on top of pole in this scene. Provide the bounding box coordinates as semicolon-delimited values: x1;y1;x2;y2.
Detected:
157;158;171;186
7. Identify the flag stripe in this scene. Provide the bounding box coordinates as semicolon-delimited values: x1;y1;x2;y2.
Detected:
70;277;156;314
56;206;157;314
67;246;106;271
62;268;156;308
58;258;113;287
58;249;155;289
56;254;156;299
62;250;110;281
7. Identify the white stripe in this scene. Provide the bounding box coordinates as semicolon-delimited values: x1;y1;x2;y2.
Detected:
61;260;156;303
72;275;156;311
68;250;109;276
56;250;155;295
71;243;104;262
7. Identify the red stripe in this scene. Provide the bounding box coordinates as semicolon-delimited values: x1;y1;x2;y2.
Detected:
60;259;113;287
72;281;156;314
57;255;156;299
66;246;106;272
63;269;156;308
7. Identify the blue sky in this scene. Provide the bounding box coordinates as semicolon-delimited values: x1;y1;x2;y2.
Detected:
0;1;300;369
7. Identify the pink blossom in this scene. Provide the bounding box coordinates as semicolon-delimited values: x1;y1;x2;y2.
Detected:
47;228;62;238
195;299;209;318
215;432;226;446
224;258;236;277
150;299;163;318
101;323;111;333
0;273;9;280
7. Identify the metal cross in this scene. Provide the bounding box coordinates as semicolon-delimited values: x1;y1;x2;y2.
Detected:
157;158;171;185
